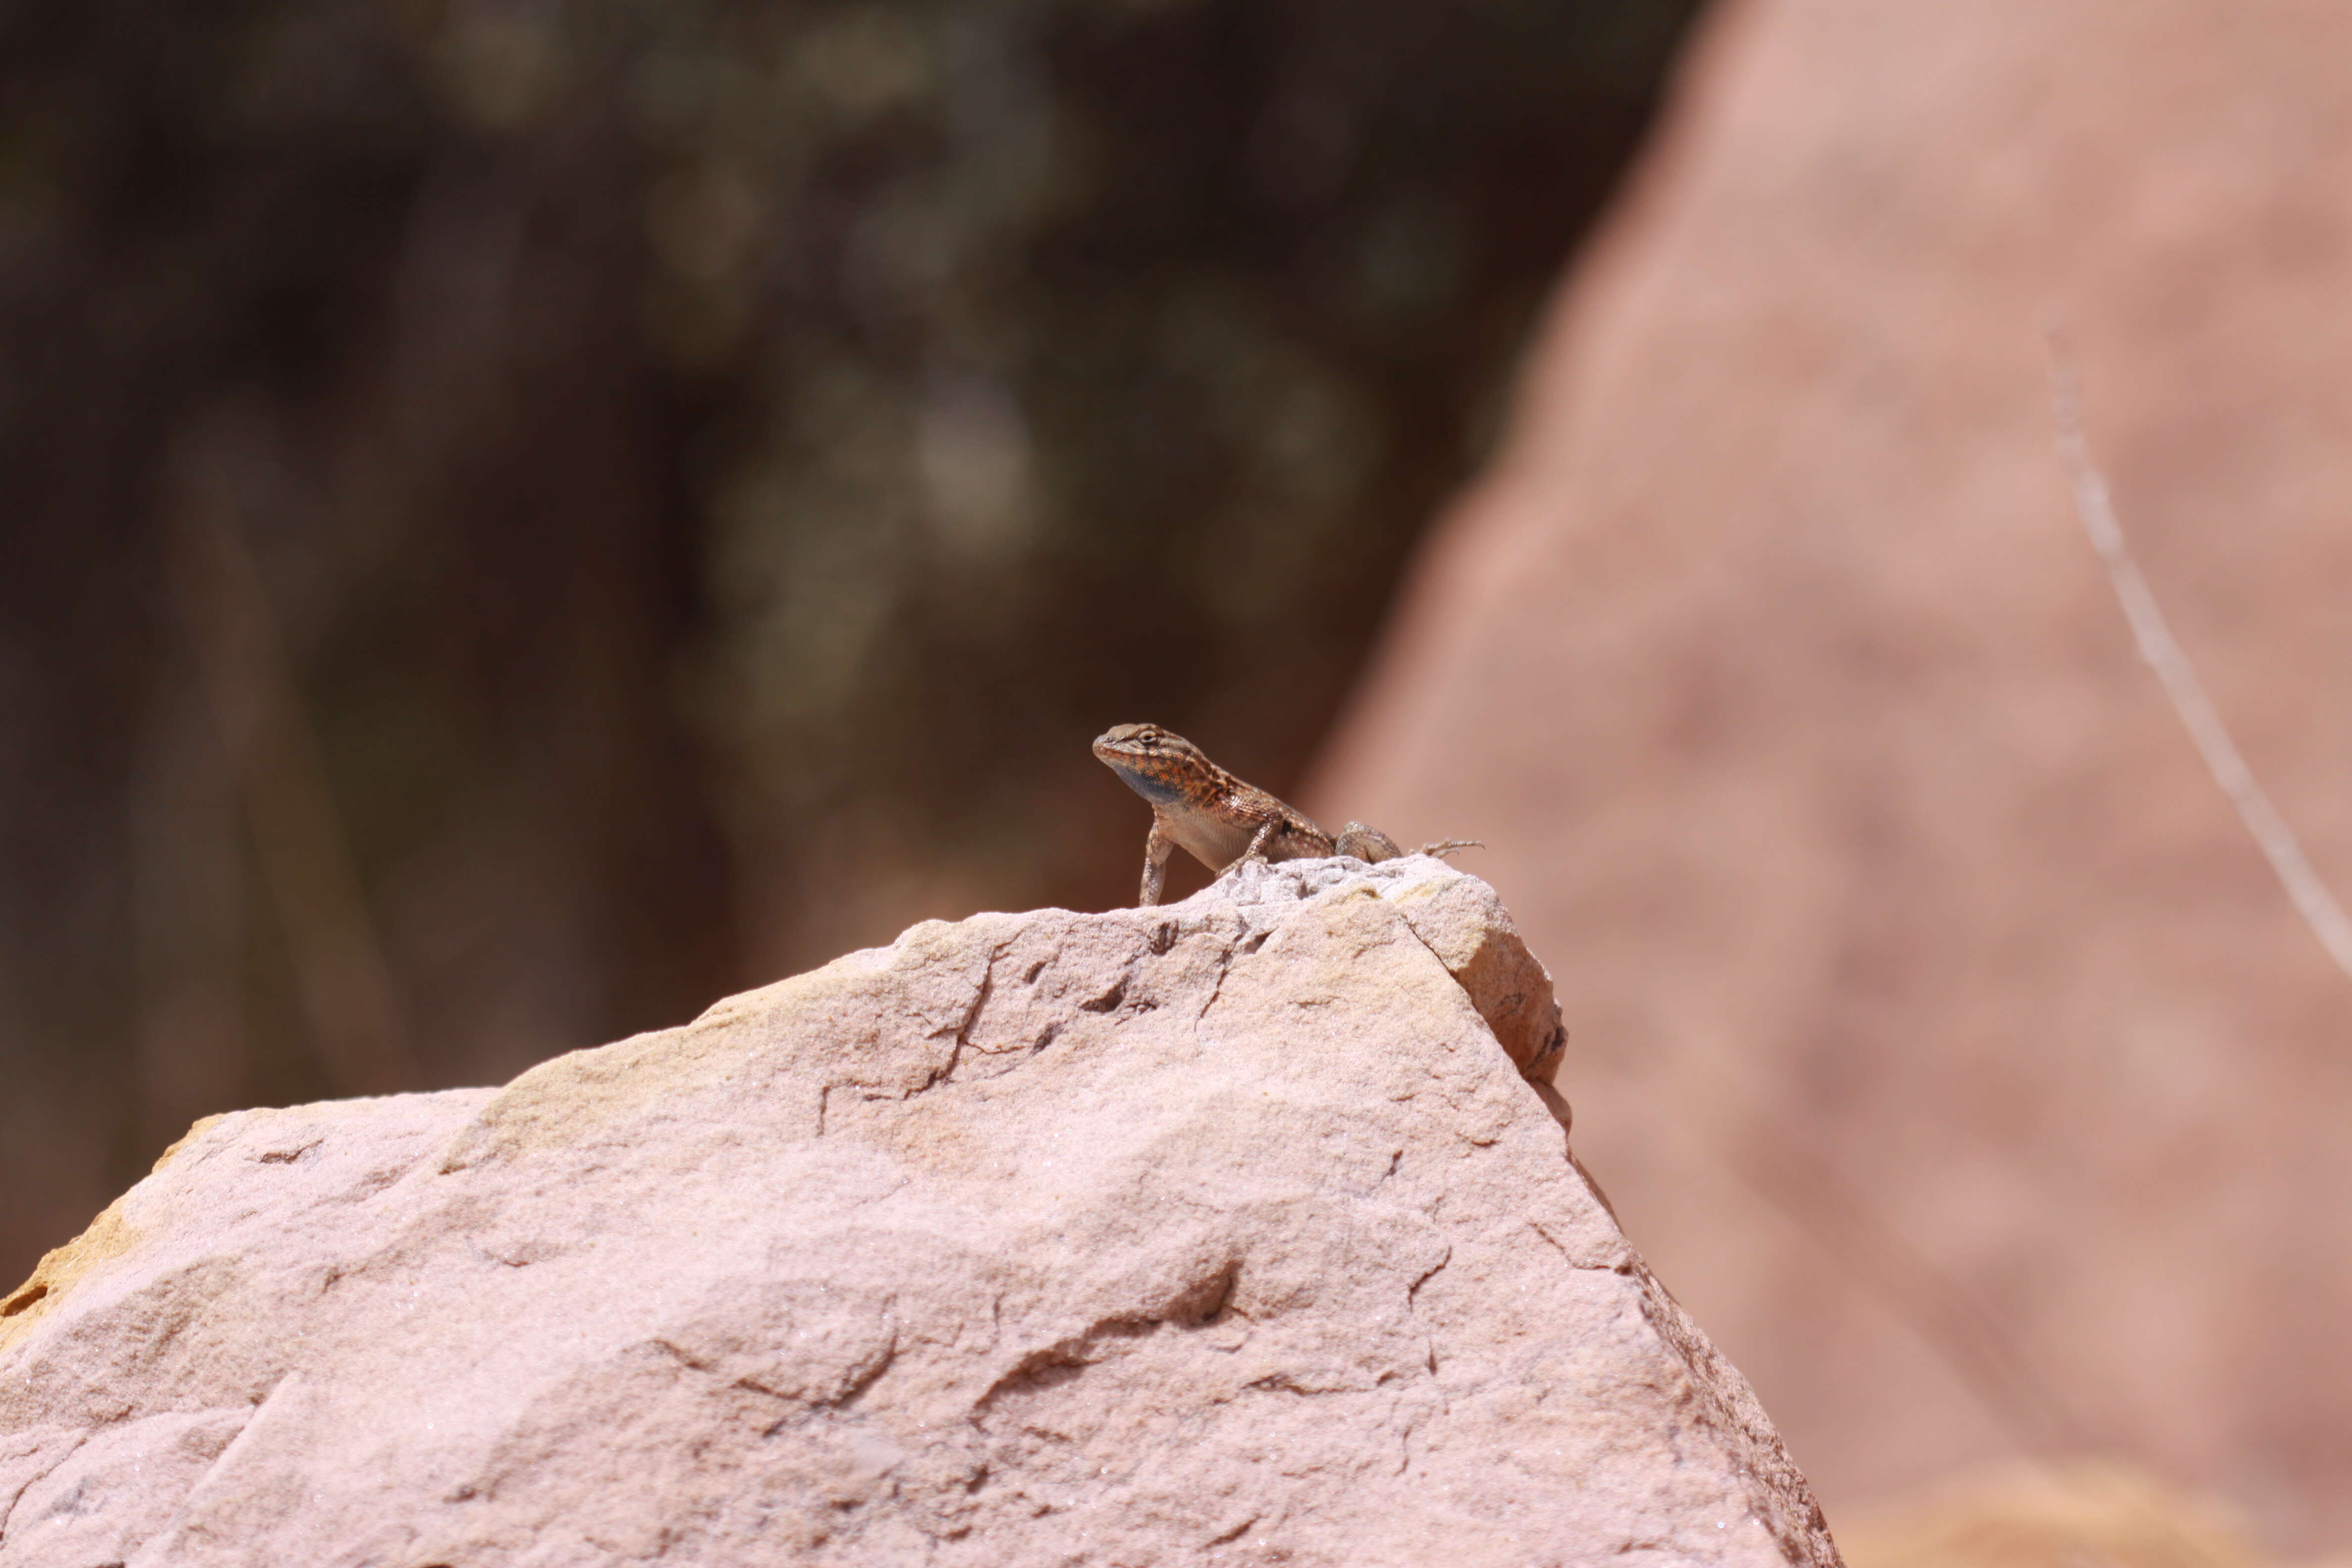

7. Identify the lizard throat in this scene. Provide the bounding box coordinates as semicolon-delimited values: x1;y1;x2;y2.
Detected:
1108;763;1189;806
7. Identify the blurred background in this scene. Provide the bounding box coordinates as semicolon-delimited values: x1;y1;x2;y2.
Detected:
4;0;2349;1562
0;0;1692;1247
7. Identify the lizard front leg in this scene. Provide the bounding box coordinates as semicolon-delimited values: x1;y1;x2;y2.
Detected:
1232;817;1278;869
1139;818;1176;907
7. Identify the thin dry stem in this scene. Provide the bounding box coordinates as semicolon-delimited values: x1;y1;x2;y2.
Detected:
168;419;420;1096
2043;325;2352;984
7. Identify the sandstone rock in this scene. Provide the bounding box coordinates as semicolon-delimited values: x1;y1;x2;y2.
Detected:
1311;0;2352;1548
0;858;1836;1566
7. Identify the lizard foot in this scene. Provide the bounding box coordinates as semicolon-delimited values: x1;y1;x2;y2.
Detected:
1416;838;1483;859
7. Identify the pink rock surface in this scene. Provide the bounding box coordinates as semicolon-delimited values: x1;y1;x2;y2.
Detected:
1312;0;2352;1550
0;859;1838;1567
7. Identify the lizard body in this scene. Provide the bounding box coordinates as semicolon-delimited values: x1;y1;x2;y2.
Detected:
1092;722;1479;907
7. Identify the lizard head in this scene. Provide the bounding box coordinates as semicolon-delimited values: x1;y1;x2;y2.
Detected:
1092;723;1215;804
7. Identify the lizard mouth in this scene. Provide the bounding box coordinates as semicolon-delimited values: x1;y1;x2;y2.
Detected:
1091;724;1161;759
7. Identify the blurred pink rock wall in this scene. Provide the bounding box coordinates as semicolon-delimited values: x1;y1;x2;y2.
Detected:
1315;0;2352;1550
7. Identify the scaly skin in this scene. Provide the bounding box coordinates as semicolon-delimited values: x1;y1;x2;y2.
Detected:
1091;722;1479;907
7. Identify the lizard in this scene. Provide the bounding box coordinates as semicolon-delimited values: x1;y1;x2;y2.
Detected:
1092;722;1480;907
